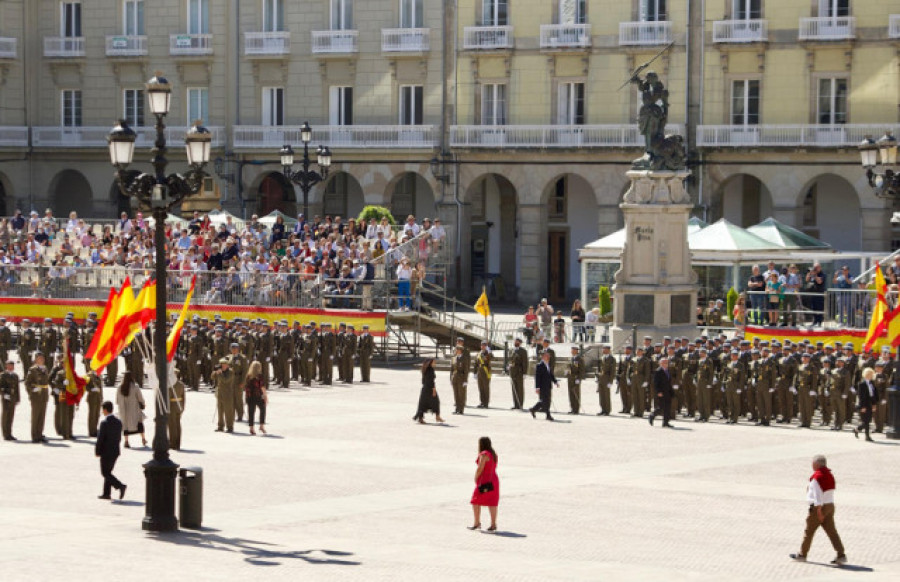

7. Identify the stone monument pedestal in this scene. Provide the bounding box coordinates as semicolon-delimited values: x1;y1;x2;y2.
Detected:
610;170;698;348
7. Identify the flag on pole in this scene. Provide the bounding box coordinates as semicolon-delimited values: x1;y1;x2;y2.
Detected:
85;286;119;360
475;286;490;318
123;279;157;346
63;339;86;406
92;277;134;373
166;275;197;362
864;265;888;351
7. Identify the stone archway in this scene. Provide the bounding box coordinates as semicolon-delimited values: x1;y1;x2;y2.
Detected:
542;173;599;303
797;174;861;251
0;172;9;216
257;172;297;217
48;170;93;218
385;172;435;222
466;174;518;296
710;173;773;228
320;171;365;220
108;172;138;218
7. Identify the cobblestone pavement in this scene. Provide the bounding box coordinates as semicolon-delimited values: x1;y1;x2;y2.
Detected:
0;367;898;581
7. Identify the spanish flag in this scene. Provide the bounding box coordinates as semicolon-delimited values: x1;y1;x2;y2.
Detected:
166;275;196;362
63;338;86;406
85;286;119;360
475;286;490;318
123;279;157;347
92;277;134;373
864;265;888;352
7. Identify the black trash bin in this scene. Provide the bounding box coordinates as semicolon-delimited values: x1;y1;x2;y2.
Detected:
179;467;203;529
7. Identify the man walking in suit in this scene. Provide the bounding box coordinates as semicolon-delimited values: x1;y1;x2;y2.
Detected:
648;357;674;428
530;351;558;421
95;401;126;500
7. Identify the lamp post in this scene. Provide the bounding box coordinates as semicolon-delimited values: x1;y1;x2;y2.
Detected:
859;132;900;440
107;72;211;530
280;121;332;218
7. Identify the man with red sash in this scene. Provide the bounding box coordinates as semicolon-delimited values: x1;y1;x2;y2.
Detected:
790;455;847;566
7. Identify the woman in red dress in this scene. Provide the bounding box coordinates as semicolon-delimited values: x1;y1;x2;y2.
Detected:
469;436;500;532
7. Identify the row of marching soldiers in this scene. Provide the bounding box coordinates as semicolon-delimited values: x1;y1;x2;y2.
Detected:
173;316;376;392
591;334;892;431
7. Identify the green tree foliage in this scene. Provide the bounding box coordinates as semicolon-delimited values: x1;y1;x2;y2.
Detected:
357;205;396;225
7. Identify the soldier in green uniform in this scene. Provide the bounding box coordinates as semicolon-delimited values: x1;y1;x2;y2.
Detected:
85;370;103;437
596;344;615;416
830;357;849;430
358;325;374;383
666;346;683;418
756;345;776;426
228;342;248;422
168;369;186;450
451;343;467;414
259;321;274;388
18;320;37;375
723;350;746;424
1;360;20;440
39;318;58;359
343;325;357;383
474;341;492;408
301;325;316;386
796;352;817;428
25;352;50;443
778;345;799;423
746;349;761;422
49;354;65;437
696;348;715;422
567;346;584;414
509;338;528;410
186;326;203;391
631;346;651;418
212;358;236;433
0;318;12;365
318;323;335;385
291;321;303;382
873;360;888;433
277;321;293;388
682;341;699;419
819;358;834;427
616;345;633;413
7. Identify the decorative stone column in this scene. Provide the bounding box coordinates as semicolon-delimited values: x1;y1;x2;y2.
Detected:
610;169;698;347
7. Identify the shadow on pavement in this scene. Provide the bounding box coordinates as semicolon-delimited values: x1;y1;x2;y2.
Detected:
175;449;206;454
871;440;900;446
149;530;360;567
113;500;144;507
806;561;873;572
488;531;527;538
43;441;70;448
260;434;285;440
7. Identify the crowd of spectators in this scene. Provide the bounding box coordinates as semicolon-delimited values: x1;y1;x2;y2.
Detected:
0;207;447;309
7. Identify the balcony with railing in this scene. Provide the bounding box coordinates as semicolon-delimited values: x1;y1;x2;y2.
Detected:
105;35;148;57
169;33;213;56
233;125;437;149
44;37;85;58
696;124;899;148
32;126;226;148
0;127;29;148
463;26;513;50
540;24;591;49
890;14;900;39
619;21;671;46
798;17;855;41
449;124;684;148
382;28;430;52
311;30;359;54
0;37;17;59
712;20;768;43
244;31;291;56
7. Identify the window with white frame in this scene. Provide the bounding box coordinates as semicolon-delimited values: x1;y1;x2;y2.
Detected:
819;0;850;18
400;86;424;125
124;0;144;35
262;87;285;126
329;86;353;125
263;0;285;32
123;89;145;127
187;87;209;125
400;0;423;28
62;2;82;37
559;0;586;25
817;78;847;125
188;0;210;34
731;80;759;126
480;84;507;125
733;0;761;20
62;90;82;127
639;0;666;22
482;0;508;26
557;82;585;125
331;0;353;30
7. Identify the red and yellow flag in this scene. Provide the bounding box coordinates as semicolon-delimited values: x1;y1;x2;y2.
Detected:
85;286;119;361
166;275;197;362
864;265;888;352
92;277;133;373
63;339;86;406
123;280;157;347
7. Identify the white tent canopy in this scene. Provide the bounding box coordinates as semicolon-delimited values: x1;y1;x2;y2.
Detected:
258;209;298;227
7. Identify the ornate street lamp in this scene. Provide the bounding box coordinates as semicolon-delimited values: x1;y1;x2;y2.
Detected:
280;121;331;218
107;72;211;531
859;132;900;200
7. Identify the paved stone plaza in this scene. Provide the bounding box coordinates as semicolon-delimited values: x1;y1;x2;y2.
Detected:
0;367;898;581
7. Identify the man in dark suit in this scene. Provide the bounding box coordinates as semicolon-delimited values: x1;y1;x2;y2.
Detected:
530;351;558;421
95;401;126;500
649;357;674;428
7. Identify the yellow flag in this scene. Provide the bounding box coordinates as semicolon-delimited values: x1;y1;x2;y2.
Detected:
475;286;490;318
